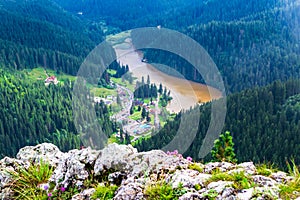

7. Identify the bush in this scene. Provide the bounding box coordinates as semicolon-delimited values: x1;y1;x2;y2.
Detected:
91;184;118;200
144;181;187;200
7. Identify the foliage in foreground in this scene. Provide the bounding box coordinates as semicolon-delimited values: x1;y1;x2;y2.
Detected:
91;184;118;200
144;181;187;200
206;170;255;190
8;160;53;199
279;160;300;199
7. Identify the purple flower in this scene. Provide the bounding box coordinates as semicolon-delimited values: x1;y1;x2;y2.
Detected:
60;187;66;192
173;150;178;155
43;184;49;190
48;193;52;197
186;156;193;162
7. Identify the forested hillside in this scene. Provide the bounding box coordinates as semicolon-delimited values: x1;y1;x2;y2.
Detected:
0;0;103;74
0;69;115;158
52;0;197;31
133;1;300;93
135;79;300;169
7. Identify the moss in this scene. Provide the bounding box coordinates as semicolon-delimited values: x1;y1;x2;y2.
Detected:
206;170;255;190
188;163;203;173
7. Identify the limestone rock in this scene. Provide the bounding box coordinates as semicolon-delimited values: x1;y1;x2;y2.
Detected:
0;143;297;200
237;162;256;175
169;169;211;188
237;188;254;200
207;181;233;193
204;162;235;173
94;143;137;175
71;188;95;200
16;143;64;167
179;192;202;200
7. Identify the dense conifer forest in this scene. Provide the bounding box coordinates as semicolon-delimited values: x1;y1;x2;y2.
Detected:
135;79;300;169
0;69;114;158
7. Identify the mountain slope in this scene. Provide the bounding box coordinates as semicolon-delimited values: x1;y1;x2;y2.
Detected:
135;79;300;169
0;0;104;74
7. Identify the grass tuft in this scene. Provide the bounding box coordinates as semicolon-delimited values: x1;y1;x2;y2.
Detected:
279;160;300;199
8;159;53;200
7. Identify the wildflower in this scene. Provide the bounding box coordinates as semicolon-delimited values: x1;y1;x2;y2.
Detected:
186;156;193;162
48;193;52;197
42;184;49;190
60;187;66;192
173;150;178;155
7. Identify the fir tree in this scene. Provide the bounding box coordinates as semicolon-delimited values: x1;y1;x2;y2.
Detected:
211;131;237;163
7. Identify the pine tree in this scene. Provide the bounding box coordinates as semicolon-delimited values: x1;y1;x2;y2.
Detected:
141;107;147;119
211;131;237;163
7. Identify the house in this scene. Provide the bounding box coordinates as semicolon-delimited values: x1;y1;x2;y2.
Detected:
45;76;58;85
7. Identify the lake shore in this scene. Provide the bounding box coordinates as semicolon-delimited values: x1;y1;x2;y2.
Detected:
109;33;222;113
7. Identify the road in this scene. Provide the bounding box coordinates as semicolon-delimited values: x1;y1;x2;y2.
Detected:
111;84;134;123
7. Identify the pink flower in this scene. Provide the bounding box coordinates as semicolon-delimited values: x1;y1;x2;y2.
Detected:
173;150;178;155
48;193;52;197
60;187;66;192
186;156;193;162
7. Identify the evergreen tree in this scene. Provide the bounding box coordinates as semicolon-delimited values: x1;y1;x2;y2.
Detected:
141;107;147;119
211;131;237;163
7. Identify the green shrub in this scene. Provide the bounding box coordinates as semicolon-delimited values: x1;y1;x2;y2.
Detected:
206;171;254;190
91;184;118;200
188;163;203;173
256;163;278;176
203;189;218;199
144;181;187;200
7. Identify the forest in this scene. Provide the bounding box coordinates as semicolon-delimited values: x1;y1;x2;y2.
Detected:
0;69;115;158
135;79;300;169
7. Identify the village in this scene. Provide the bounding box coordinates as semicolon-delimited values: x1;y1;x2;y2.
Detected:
98;81;165;143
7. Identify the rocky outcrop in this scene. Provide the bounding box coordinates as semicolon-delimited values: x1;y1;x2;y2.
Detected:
0;143;298;199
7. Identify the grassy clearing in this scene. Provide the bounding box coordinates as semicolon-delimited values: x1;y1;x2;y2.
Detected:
129;111;142;121
23;67;76;84
111;77;135;92
91;87;117;97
